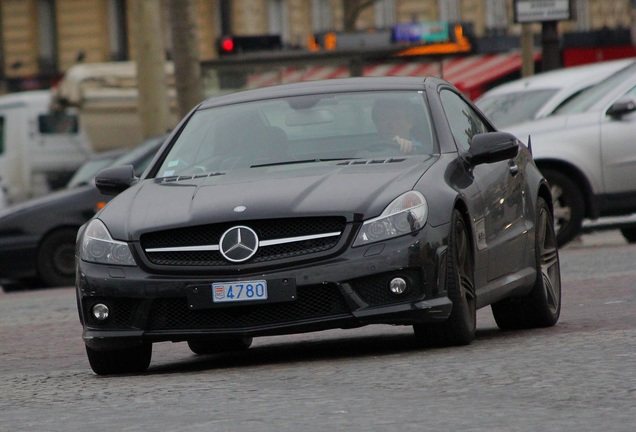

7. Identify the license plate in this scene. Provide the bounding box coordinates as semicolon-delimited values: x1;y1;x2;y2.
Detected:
212;280;268;303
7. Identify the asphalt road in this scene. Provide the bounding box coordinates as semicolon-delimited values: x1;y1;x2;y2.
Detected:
1;231;635;431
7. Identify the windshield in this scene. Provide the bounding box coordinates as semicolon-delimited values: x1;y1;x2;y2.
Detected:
66;151;125;188
155;91;435;178
476;89;557;128
554;63;636;115
66;135;164;188
111;135;165;176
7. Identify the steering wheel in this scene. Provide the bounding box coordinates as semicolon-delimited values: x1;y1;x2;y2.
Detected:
363;140;403;153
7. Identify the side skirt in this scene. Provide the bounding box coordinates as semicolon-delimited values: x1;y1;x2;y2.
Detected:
475;266;536;309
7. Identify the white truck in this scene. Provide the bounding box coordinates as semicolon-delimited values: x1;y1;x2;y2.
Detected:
0;90;93;205
52;61;180;152
0;61;187;205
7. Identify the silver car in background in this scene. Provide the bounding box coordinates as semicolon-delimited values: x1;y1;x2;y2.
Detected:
504;61;636;245
476;58;634;129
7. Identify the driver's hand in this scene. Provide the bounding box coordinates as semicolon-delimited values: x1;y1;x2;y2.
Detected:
393;136;415;154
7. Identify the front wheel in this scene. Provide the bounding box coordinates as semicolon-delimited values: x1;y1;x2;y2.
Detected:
492;196;561;329
414;209;476;347
86;343;152;375
541;168;585;247
37;228;78;287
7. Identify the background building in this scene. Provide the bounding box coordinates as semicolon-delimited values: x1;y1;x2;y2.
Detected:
1;0;635;93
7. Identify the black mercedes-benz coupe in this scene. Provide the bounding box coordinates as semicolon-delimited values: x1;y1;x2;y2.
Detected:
76;77;561;375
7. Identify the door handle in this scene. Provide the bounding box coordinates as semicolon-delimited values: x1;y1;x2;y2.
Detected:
508;162;519;176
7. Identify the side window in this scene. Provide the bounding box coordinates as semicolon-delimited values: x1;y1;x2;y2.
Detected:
625;85;636;98
440;89;490;151
0;116;4;155
38;113;79;134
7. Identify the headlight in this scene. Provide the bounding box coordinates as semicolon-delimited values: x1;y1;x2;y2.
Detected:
353;191;428;247
80;219;137;266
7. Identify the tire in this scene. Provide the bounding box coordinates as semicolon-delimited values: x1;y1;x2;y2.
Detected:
413;209;476;347
86;343;152;376
619;226;636;243
541;168;585;247
187;337;253;355
1;283;27;293
491;196;561;330
37;228;78;287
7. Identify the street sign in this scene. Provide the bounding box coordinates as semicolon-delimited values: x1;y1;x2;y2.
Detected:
514;0;574;23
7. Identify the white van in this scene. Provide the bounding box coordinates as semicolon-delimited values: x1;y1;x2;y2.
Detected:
0;90;93;204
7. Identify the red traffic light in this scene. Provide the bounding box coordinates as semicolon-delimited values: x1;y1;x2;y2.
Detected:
220;37;234;53
217;35;282;56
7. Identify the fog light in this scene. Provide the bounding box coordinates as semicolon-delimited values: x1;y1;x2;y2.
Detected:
92;303;110;321
389;277;408;295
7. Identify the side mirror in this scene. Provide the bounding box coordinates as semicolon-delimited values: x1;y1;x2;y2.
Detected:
606;95;636;119
467;132;519;165
95;164;137;196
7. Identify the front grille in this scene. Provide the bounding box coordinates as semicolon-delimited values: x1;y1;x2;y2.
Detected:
83;298;141;328
141;217;346;267
147;283;351;330
146;236;339;266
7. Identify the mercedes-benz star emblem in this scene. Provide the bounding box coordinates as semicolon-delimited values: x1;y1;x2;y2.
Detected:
219;226;259;263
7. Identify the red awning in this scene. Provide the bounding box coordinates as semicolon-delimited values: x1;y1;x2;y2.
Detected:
440;52;541;96
246;52;541;98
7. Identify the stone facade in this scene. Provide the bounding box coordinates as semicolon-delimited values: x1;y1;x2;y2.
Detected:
0;0;633;84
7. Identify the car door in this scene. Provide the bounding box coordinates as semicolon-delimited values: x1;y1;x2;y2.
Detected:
440;89;527;281
600;85;636;195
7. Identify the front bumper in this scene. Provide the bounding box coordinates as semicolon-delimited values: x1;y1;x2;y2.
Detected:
77;223;452;351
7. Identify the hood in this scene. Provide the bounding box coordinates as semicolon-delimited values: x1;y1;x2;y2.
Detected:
503;115;570;140
100;157;436;240
0;185;98;220
0;185;106;236
503;111;601;162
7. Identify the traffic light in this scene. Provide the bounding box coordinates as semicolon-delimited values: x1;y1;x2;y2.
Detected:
217;35;282;56
219;36;235;54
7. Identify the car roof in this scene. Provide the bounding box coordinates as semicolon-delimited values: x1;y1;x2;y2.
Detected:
197;76;441;110
0;90;52;108
478;58;635;97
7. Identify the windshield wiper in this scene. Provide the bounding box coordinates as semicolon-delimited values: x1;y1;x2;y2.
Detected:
251;158;359;168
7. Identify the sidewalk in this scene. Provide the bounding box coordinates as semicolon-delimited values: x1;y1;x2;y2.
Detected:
565;229;627;249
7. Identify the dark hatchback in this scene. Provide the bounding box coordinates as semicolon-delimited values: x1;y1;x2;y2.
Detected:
0;136;164;289
76;77;561;375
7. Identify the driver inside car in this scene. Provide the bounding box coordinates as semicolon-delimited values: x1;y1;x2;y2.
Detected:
371;99;422;154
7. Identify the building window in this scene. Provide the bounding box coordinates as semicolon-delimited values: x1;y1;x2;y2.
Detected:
108;0;128;61
311;0;332;31
439;0;461;23
268;0;289;43
575;0;589;31
0;5;3;78
375;0;395;28
37;0;57;73
485;0;507;34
